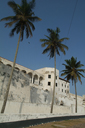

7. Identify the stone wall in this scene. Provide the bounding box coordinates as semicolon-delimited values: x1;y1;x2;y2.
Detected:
0;63;52;104
0;63;30;102
0;101;71;114
0;60;85;115
0;100;85;115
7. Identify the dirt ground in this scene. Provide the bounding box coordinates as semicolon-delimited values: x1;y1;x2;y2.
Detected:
26;118;85;128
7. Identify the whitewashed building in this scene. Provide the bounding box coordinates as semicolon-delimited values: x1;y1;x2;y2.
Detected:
36;67;70;96
0;56;85;114
0;57;70;96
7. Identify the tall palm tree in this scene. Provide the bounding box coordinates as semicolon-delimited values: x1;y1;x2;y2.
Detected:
61;56;85;113
40;27;69;113
0;0;41;113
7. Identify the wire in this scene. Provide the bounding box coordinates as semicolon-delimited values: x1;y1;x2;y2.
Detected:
67;0;78;36
58;0;78;69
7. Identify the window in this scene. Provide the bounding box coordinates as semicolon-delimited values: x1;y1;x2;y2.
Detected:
65;90;66;93
56;83;57;87
48;75;51;78
62;84;63;86
56;76;57;79
65;85;66;88
48;82;51;86
62;89;63;92
67;90;69;93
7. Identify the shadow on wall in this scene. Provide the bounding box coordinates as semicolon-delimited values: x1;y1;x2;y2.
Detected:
30;87;52;104
30;87;41;104
19;98;25;113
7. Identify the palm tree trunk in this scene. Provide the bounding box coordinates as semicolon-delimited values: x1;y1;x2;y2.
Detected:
1;28;22;113
50;48;56;113
74;80;77;113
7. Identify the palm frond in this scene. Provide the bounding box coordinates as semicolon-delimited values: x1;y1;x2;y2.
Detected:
8;1;17;10
27;20;35;31
61;72;67;76
8;1;22;15
42;48;50;54
76;61;84;68
47;28;53;34
58;37;69;42
29;0;35;9
28;16;41;21
16;25;21;34
56;27;60;33
56;47;60;56
64;59;71;66
10;21;20;36
0;16;16;22
61;56;85;85
25;26;29;38
21;25;25;41
61;69;71;74
59;43;68;50
76;73;82;84
58;45;66;55
77;72;85;78
26;23;33;37
44;35;51;40
40;27;68;59
41;42;50;47
5;20;18;27
1;0;41;44
48;46;54;58
40;39;49;42
77;69;85;73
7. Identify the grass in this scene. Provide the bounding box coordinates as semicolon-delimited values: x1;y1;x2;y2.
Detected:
26;118;85;128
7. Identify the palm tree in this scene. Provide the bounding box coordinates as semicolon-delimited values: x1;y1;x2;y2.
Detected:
40;27;69;113
0;0;41;113
61;56;85;113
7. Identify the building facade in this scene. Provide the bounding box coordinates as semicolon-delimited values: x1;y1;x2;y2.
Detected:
0;56;85;114
36;67;70;96
0;57;70;97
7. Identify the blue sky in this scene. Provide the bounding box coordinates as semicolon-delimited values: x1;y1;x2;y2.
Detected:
0;0;85;96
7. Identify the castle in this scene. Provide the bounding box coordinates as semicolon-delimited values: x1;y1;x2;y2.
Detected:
0;57;85;114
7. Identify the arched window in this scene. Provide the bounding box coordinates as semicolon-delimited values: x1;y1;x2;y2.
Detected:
39;76;43;81
15;67;20;71
6;64;12;67
21;70;26;74
28;72;32;82
39;76;43;85
0;61;3;64
33;74;38;84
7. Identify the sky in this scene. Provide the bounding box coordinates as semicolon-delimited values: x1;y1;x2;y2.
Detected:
0;0;85;96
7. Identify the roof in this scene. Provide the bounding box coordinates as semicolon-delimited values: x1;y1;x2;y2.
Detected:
59;77;70;83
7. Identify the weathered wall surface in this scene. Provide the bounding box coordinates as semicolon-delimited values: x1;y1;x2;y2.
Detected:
0;63;52;104
0;63;30;102
0;62;85;115
30;86;52;104
0;101;71;114
0;100;85;115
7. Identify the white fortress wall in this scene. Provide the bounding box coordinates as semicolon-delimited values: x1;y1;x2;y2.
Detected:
0;101;71;114
0;57;85;114
0;57;44;85
0;100;85;115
